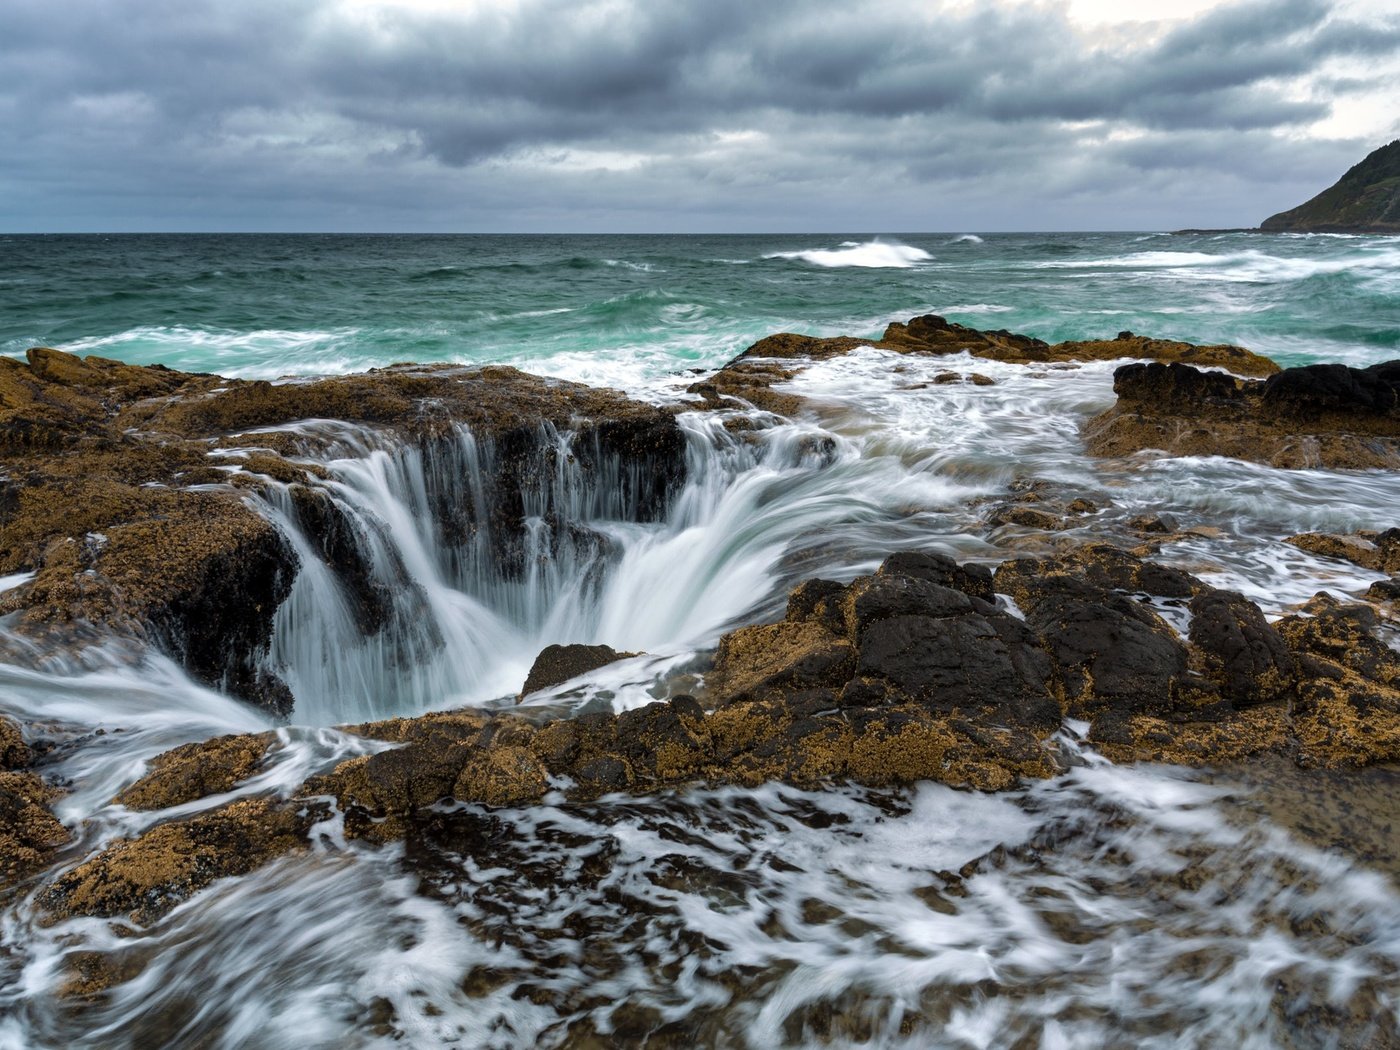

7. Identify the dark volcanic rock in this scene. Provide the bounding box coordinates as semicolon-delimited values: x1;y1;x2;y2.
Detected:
1085;359;1400;469
876;551;996;602
1187;589;1296;706
520;643;637;698
1263;363;1399;417
712;551;1061;731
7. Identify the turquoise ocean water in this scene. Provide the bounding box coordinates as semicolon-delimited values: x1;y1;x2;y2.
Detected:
3;232;1398;383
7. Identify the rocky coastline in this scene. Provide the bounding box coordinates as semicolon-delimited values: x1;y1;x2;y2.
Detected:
2;314;1399;941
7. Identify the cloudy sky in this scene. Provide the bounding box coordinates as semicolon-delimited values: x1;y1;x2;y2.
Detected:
2;0;1398;232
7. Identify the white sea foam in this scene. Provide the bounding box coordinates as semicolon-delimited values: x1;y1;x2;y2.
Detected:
940;302;1014;313
58;325;364;378
0;571;35;594
765;239;933;268
949;234;984;244
1033;246;1400;284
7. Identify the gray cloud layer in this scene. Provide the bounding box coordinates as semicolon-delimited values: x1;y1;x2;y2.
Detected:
1;0;1397;230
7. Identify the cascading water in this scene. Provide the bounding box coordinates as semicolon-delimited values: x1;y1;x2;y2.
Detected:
246;407;996;724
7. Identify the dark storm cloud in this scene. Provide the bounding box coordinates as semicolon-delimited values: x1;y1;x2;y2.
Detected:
0;0;1396;230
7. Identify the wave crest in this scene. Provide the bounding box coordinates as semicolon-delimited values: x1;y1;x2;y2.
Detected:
765;239;932;269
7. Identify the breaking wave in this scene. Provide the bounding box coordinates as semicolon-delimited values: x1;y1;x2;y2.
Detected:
765;240;933;269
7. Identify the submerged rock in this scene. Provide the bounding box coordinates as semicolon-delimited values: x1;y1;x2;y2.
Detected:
1084;359;1400;468
1286;529;1400;574
39;798;321;925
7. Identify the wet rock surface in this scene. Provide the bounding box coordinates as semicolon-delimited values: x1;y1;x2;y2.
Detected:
43;544;1400;926
1085;359;1400;468
115;732;278;811
0;349;684;710
520;643;637;698
39;798;323;925
688;314;1279;414
1287;528;1400;574
0;715;71;890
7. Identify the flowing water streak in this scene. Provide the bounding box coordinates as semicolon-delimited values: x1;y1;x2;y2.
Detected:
246;408;997;722
6;756;1399;1048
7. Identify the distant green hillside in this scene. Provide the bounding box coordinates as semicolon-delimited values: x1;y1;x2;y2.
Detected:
1261;140;1400;233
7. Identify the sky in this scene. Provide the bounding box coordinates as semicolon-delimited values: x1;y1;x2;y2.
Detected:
1;0;1398;232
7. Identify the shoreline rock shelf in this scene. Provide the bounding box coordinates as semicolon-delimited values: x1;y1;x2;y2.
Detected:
2;314;1399;932
35;544;1400;925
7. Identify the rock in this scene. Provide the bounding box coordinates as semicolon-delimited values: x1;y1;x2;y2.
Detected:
1261;138;1400;233
712;553;1061;731
855;612;1061;730
0;770;71;889
876;551;995;602
994;544;1199;603
39;798;319;925
988;505;1065;530
520;643;637;698
43;546;1400;924
1019;577;1189;715
1286;529;1400;574
1084;360;1400;469
707;621;855;705
689;316;1279;419
1264;364;1398;417
1127;513;1179;534
1367;576;1400;602
115;732;277;810
0;716;30;770
1050;339;1277;378
1187;589;1296;705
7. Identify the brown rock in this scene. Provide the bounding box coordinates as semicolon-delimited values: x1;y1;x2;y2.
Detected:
1085;360;1400;469
0;348;685;711
1286;529;1400;574
988;505;1065;530
39;798;317;925
115;732;277;810
708;620;855;705
0;770;71;889
520;643;637;698
0;715;30;770
688;315;1277;421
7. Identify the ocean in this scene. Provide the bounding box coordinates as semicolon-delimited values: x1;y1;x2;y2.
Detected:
4;232;1398;392
2;231;1400;1048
